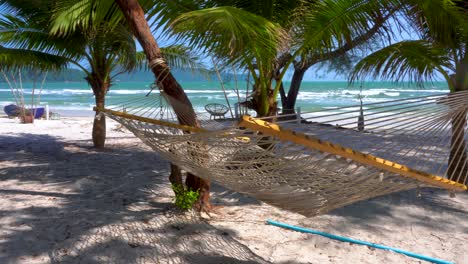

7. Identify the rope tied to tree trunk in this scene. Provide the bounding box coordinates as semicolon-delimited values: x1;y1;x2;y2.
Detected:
148;58;168;69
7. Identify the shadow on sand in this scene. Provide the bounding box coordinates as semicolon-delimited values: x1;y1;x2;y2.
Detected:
1;133;466;263
0;134;269;264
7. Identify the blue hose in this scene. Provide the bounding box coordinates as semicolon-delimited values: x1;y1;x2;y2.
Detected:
266;219;454;264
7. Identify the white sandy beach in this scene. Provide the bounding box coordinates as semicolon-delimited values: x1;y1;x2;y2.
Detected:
0;116;467;264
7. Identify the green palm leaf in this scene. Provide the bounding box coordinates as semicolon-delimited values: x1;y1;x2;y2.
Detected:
50;0;123;35
147;0;302;35
0;0;143;77
296;0;398;57
403;0;468;48
170;6;287;71
147;0;204;35
0;14;85;60
0;45;69;71
349;40;454;87
160;45;209;76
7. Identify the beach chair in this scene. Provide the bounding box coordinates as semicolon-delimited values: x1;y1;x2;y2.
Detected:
3;104;21;118
205;103;229;120
31;107;45;119
3;104;45;119
50;111;61;120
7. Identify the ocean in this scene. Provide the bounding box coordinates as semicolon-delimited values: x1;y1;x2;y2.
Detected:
0;81;450;116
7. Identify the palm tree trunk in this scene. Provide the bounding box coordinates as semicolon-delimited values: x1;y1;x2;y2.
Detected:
115;0;211;210
253;85;279;117
281;67;306;115
93;91;106;148
89;76;109;148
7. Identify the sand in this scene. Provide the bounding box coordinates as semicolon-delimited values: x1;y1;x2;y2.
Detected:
0;116;467;264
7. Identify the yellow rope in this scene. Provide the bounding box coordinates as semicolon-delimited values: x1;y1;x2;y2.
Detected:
239;116;468;192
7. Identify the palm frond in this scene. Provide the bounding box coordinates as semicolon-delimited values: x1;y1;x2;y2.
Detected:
160;45;210;77
170;6;287;72
297;0;398;57
50;0;123;36
0;0;147;87
147;0;205;35
148;0;303;34
0;45;70;71
403;0;467;48
349;40;453;85
99;23;139;73
0;0;51;22
0;12;86;60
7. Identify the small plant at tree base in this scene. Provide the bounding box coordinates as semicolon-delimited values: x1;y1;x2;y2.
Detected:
172;184;199;210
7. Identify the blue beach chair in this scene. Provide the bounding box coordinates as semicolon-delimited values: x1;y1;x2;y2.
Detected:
3;104;21;118
3;104;45;119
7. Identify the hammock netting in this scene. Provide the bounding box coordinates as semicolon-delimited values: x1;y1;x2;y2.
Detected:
95;90;468;216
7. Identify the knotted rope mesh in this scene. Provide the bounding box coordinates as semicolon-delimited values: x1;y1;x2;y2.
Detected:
96;90;468;216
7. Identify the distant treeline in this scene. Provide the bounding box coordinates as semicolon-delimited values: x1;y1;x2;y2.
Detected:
0;68;247;83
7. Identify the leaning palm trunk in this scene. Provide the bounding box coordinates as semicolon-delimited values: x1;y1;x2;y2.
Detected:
115;0;210;210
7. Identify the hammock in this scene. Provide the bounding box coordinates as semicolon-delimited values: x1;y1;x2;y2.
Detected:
95;90;468;216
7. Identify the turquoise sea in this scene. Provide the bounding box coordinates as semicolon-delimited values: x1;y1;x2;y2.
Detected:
0;81;450;116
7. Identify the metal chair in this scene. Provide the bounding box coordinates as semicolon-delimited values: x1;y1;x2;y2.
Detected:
205;103;229;120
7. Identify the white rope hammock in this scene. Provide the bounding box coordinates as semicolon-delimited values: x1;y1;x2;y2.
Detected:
95;90;468;216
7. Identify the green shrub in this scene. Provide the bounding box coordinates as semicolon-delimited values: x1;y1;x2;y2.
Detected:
172;184;199;210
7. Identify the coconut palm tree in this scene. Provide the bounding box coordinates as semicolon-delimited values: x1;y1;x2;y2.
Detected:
46;0;213;210
151;0;466;117
114;0;212;211
127;0;401;211
113;0;402;211
349;0;467;184
277;4;398;115
0;0;141;148
0;0;204;149
145;0;406;117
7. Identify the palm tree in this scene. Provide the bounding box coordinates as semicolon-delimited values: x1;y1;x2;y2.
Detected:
132;0;402;210
130;0;403;210
0;0;141;148
114;0;212;211
277;0;464;115
147;0;293;116
48;0;212;210
0;0;213;210
277;4;398;115
146;0;409;117
0;0;203;149
349;0;467;184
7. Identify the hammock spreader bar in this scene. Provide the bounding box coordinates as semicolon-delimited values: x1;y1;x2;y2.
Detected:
239;116;467;192
266;220;454;264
